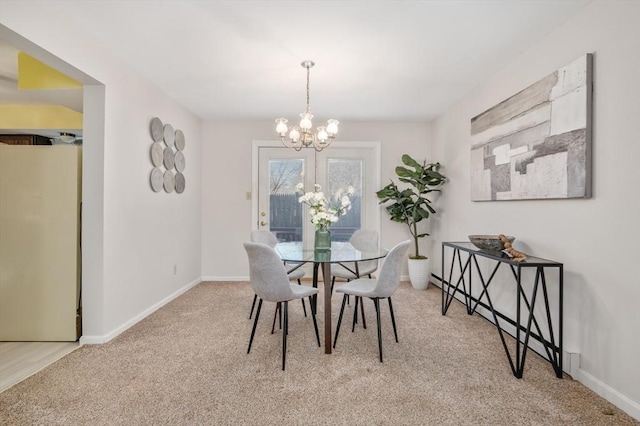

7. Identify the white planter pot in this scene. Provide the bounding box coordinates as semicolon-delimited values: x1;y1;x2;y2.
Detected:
407;258;431;290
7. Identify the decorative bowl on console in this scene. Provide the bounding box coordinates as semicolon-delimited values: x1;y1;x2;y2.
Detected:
468;235;515;252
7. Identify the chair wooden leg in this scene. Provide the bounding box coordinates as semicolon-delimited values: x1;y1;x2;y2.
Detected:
352;296;359;332
271;302;281;334
298;279;307;317
282;301;288;370
388;297;398;343
373;298;383;362
333;294;348;348
308;294;316;316
350;289;366;329
249;294;258;319
248;298;263;354
310;296;320;347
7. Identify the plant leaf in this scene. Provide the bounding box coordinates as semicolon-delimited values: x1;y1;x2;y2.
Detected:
402;154;421;169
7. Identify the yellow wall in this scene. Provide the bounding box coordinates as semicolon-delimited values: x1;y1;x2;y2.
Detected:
0;105;82;130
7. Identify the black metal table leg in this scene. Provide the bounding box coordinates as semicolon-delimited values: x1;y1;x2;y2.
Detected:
439;242;564;379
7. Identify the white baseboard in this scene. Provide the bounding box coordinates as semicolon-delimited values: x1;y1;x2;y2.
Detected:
201;276;248;282
80;277;202;345
79;335;105;345
569;357;640;421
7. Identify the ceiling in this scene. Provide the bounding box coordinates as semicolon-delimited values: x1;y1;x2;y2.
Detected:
0;0;592;126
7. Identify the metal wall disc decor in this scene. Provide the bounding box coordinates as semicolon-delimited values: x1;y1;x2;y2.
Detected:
175;172;185;194
150;142;164;167
150;117;163;142
174;151;185;172
163;147;175;169
163;170;175;193
149;117;185;194
175;129;185;151
163;123;175;147
150;167;163;192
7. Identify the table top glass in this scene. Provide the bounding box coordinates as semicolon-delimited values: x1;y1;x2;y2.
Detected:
275;241;388;264
443;241;562;266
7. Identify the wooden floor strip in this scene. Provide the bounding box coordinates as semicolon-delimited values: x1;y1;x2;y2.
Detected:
0;341;80;392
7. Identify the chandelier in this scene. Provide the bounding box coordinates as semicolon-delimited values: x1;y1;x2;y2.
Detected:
275;60;339;152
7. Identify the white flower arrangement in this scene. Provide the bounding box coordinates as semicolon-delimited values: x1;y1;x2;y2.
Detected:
296;183;354;231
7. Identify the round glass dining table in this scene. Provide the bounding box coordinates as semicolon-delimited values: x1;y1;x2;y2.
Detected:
275;241;388;354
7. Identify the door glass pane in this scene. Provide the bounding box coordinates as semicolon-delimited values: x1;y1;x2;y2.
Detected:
269;159;304;242
327;159;362;242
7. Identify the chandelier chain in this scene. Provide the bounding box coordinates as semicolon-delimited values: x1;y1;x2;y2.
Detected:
306;65;310;111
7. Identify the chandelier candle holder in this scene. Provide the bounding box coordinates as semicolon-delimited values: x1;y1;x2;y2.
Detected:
275;60;339;152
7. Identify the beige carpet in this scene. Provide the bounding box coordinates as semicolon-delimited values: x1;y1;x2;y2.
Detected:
1;281;636;425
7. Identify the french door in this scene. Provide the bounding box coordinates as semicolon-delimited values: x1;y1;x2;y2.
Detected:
252;141;380;249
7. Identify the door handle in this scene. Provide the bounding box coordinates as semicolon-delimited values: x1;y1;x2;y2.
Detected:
260;221;268;226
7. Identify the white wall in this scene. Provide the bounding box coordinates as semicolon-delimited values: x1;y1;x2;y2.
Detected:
1;3;203;342
6;0;636;418
201;121;433;279
430;0;640;418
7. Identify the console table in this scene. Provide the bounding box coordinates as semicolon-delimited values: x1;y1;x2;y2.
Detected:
440;242;563;378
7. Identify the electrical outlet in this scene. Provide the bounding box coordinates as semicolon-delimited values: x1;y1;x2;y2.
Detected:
173;264;177;275
246;191;252;200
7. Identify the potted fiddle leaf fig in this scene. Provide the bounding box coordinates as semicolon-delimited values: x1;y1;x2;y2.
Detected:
376;154;446;290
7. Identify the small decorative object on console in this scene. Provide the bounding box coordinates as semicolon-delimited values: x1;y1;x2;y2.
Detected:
468;235;514;252
498;234;527;262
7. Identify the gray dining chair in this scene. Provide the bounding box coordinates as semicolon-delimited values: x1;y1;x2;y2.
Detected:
332;240;411;362
249;230;307;319
331;229;379;285
244;242;320;370
331;229;379;327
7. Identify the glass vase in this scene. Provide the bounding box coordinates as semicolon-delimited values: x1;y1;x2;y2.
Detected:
314;228;331;251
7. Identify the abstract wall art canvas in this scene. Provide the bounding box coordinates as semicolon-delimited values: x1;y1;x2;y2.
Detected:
470;54;593;201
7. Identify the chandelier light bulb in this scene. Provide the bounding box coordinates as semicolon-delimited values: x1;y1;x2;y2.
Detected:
275;118;288;135
316;126;328;142
299;112;313;130
289;127;301;142
326;119;339;136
